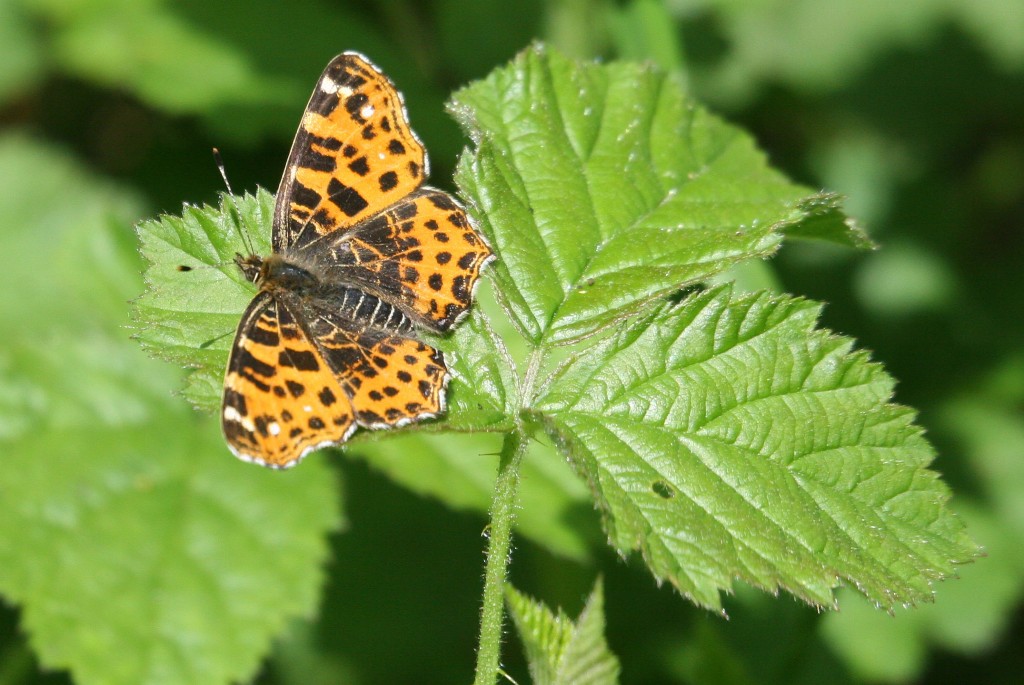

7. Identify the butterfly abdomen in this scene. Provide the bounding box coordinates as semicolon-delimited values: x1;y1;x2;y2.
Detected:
321;286;414;336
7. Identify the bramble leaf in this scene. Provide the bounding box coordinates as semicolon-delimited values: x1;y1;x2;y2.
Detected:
132;190;271;412
534;285;976;610
449;45;866;345
132;46;974;621
506;580;620;685
0;137;341;685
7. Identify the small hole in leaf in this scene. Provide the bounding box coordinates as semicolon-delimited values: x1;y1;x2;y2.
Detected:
652;480;675;499
667;283;705;304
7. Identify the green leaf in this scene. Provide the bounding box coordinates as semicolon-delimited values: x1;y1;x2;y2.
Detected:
0;136;341;685
425;300;518;433
818;383;1024;680
822;501;1024;682
534;284;977;611
0;418;341;685
782;192;875;249
132;190;271;412
506;580;620;685
31;0;292;114
349;433;598;561
449;44;864;345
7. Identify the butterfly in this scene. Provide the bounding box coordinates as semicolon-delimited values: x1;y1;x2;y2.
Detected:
222;53;493;468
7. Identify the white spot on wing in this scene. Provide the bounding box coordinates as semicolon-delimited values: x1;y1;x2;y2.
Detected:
361;104;375;119
223;405;254;431
268;422;281;436
319;76;340;94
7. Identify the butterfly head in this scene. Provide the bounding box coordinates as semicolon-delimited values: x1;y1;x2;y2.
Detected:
238;252;319;295
234;253;263;283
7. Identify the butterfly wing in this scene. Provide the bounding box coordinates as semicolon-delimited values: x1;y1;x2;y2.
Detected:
273;52;427;252
305;298;447;427
319;188;494;332
222;292;356;468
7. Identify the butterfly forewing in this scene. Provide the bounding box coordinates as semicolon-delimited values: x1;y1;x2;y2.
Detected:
273;53;427;251
223;293;356;467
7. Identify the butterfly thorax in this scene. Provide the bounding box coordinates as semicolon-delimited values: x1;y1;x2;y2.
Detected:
239;251;418;337
256;254;319;295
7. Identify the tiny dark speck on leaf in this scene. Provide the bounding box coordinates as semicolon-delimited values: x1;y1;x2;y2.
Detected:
652;480;675;499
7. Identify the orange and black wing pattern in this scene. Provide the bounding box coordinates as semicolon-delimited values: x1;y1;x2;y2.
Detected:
222;292;355;468
305;307;447;428
323;188;494;331
221;53;493;468
273;53;427;251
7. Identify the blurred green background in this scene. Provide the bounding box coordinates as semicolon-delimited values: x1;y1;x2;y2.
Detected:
1;0;1023;683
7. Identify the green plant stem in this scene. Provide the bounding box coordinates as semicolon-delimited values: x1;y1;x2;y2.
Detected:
472;428;529;685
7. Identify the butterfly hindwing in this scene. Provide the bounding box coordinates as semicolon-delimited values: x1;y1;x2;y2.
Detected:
319;188;494;331
273;53;427;251
304;304;447;428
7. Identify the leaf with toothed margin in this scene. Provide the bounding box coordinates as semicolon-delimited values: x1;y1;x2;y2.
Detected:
449;44;869;346
132;190;272;412
0;137;341;685
533;285;977;611
506;580;620;685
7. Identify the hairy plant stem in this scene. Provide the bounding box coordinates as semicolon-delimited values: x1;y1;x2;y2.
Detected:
473;341;544;683
473;348;541;684
472;428;529;685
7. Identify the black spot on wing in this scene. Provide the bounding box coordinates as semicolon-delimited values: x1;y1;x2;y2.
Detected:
327;177;369;217
223;388;248;417
348;157;370;176
279;348;320;371
303;149;336;173
247;325;279;347
291;182;321;211
393;202;418;220
310;90;339;117
427;193;457;211
345;93;369;122
309;133;343;151
236;348;274;377
379;171;398;192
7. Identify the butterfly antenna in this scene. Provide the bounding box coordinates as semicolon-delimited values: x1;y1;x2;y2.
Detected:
199;329;235;350
212;147;256;256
